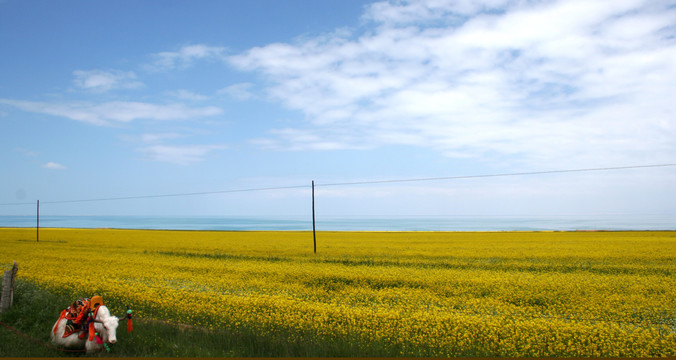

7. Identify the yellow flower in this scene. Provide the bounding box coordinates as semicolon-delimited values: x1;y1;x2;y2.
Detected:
1;228;674;357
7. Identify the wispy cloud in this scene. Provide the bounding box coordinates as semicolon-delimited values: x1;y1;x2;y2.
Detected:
138;144;227;165
43;162;66;170
72;69;144;92
168;89;210;102
120;132;185;144
15;148;39;157
122;131;226;165
149;44;227;71
361;0;510;24
219;82;255;101
0;99;222;126
230;0;676;167
250;128;373;151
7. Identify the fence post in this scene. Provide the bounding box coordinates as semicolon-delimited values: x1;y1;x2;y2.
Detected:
0;261;19;313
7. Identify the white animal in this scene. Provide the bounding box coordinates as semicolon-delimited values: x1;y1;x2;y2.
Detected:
50;305;119;354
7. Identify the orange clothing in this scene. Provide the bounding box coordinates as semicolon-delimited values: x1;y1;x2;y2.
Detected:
60;298;91;338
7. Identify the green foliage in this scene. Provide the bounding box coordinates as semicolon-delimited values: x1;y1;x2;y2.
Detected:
0;280;383;357
0;280;69;356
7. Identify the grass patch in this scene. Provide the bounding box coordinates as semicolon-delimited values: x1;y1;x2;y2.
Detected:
0;280;69;356
0;280;389;357
152;250;288;263
0;280;246;356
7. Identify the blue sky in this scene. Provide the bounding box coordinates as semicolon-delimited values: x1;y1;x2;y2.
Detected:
1;0;675;218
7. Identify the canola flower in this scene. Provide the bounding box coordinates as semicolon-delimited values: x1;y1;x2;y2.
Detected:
1;228;674;357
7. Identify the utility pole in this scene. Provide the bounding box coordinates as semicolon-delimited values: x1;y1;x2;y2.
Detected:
36;200;39;242
312;181;316;254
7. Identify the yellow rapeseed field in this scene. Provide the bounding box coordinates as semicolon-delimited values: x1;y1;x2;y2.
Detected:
1;228;674;356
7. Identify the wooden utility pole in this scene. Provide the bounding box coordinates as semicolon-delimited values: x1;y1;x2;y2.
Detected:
36;200;39;242
312;181;317;254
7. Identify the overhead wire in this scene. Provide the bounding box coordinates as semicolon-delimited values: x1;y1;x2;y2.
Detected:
1;163;675;206
317;163;676;187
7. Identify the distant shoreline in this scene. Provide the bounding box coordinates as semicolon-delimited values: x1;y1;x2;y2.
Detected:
1;214;674;232
2;226;675;233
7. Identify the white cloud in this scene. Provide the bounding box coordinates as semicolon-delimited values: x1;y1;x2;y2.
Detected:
120;132;184;144
15;148;39;157
219;82;255;101
43;162;66;170
140;133;184;143
72;70;143;92
0;99;222;126
362;0;514;24
230;0;676;168
149;44;227;71
123;131;225;165
138;144;227;165
168;89;210;101
250;128;369;151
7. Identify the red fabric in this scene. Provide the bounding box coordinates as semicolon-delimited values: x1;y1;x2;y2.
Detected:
88;321;96;341
127;317;133;332
53;310;67;335
74;300;90;324
87;304;103;341
55;298;99;339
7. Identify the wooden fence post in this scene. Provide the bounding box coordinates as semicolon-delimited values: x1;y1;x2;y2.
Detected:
0;261;18;313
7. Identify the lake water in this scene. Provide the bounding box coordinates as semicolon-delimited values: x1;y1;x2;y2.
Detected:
0;214;673;231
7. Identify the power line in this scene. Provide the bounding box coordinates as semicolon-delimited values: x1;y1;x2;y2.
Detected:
317;163;676;187
0;185;309;206
43;185;310;204
1;163;675;206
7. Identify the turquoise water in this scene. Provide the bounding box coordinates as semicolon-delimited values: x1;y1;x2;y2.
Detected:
0;215;673;231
